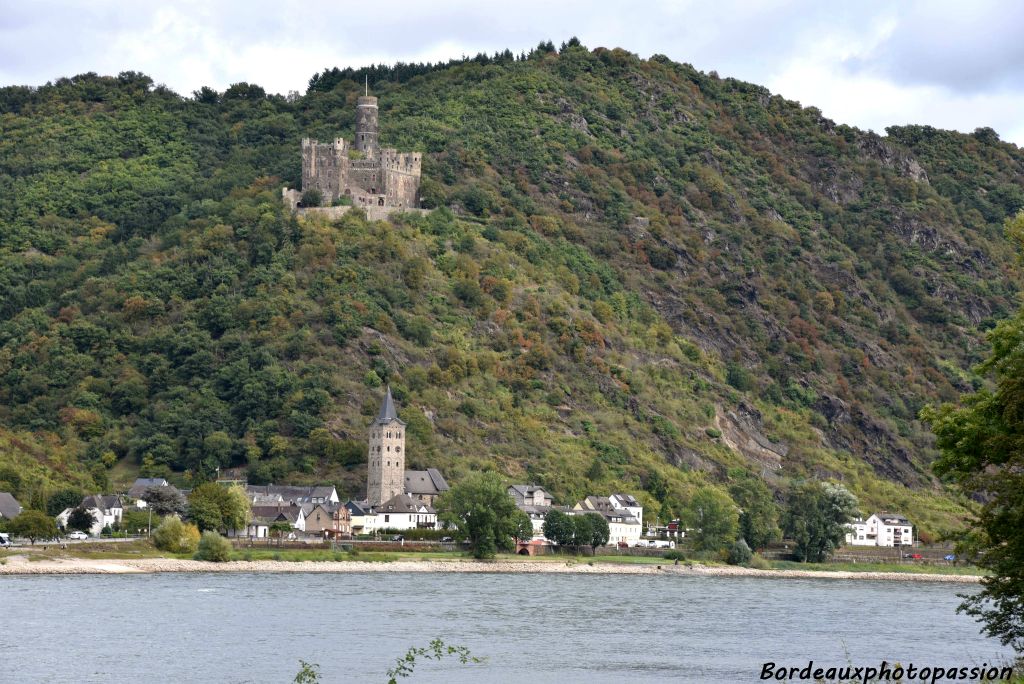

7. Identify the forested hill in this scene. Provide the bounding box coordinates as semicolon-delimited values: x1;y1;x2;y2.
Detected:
2;42;1023;537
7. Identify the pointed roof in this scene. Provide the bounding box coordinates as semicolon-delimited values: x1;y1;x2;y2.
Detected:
374;386;405;426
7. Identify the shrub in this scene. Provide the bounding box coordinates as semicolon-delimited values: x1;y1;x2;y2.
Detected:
748;553;771;570
300;189;323;207
663;549;686;561
153;517;200;554
194;531;233;562
727;538;753;565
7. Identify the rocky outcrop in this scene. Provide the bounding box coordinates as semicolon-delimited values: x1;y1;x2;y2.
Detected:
714;403;787;470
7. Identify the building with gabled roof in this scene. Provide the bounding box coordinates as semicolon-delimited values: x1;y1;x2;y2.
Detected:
508;485;553;508
405;468;449;505
127;478;170;500
245;485;339;506
56;495;124;537
845;512;914;547
0;492;22;520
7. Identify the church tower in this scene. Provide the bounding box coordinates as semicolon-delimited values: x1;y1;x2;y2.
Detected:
366;386;406;507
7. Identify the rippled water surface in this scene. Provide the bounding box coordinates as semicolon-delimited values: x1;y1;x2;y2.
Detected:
0;572;1014;683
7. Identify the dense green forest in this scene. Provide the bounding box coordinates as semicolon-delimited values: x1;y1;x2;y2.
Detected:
2;41;1023;537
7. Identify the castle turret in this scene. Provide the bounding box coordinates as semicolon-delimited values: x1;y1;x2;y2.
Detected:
366;386;406;507
354;96;379;156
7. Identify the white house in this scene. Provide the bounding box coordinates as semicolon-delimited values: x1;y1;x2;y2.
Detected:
845;513;914;547
574;494;644;541
518;505;553;539
57;495;124;536
608;493;643;530
361;494;436;534
567;508;642;547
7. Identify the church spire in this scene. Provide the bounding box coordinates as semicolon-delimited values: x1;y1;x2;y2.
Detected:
374;385;405;425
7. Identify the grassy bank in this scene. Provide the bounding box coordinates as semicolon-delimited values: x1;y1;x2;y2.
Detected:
769;559;984;576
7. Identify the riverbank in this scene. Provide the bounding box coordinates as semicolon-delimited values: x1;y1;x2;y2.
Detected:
0;555;983;582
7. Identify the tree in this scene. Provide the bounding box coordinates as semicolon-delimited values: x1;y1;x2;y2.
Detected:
436;472;520;559
923;212;1024;651
542;509;575;548
511;509;534;544
684;487;739;552
143;486;186;516
187;495;223;532
781;482;858;563
188;483;251;534
152;517;200;553
580;512;609;552
221;485;252;534
46;489;83;516
270;520;293;543
570;514;593;552
729;478;780;550
66;506;97;533
9;510;58;544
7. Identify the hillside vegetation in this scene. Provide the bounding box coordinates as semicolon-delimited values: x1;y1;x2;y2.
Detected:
2;42;1023;537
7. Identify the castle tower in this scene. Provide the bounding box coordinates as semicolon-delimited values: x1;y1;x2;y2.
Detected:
366;386;406;506
354;96;379;156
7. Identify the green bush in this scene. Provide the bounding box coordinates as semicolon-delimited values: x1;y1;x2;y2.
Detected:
748;553;771;570
663;549;686;561
194;530;233;562
153;517;200;554
727;538;753;565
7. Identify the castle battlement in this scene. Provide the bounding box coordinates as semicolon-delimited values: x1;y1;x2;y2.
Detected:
289;95;421;210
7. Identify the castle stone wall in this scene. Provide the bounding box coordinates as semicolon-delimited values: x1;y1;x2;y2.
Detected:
287;95;420;211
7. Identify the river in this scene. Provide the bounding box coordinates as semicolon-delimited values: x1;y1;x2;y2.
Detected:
0;572;1015;683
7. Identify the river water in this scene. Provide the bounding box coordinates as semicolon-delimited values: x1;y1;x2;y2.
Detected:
0;572;1015;683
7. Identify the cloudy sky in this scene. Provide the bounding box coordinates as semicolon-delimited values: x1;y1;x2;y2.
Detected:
2;0;1023;145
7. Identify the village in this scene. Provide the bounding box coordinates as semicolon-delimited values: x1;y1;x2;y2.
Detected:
0;387;925;562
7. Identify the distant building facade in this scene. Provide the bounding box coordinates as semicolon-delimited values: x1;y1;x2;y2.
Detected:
845;513;914;547
283;93;421;211
56;495;124;537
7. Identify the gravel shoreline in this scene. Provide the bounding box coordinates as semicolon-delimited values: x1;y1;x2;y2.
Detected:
0;556;982;582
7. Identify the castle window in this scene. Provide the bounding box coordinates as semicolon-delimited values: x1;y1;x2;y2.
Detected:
396;446;401;453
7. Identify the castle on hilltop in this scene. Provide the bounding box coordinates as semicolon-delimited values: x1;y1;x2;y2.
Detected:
283;92;422;212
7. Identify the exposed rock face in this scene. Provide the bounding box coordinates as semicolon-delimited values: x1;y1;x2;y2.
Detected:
813;393;925;485
714;403;787;470
858;134;930;184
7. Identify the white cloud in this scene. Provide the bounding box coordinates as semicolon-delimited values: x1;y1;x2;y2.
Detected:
0;0;1022;145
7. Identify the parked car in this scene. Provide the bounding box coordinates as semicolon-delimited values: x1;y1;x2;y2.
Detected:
440;536;454;543
391;535;404;542
67;531;89;541
944;554;956;562
908;553;923;560
0;532;11;547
